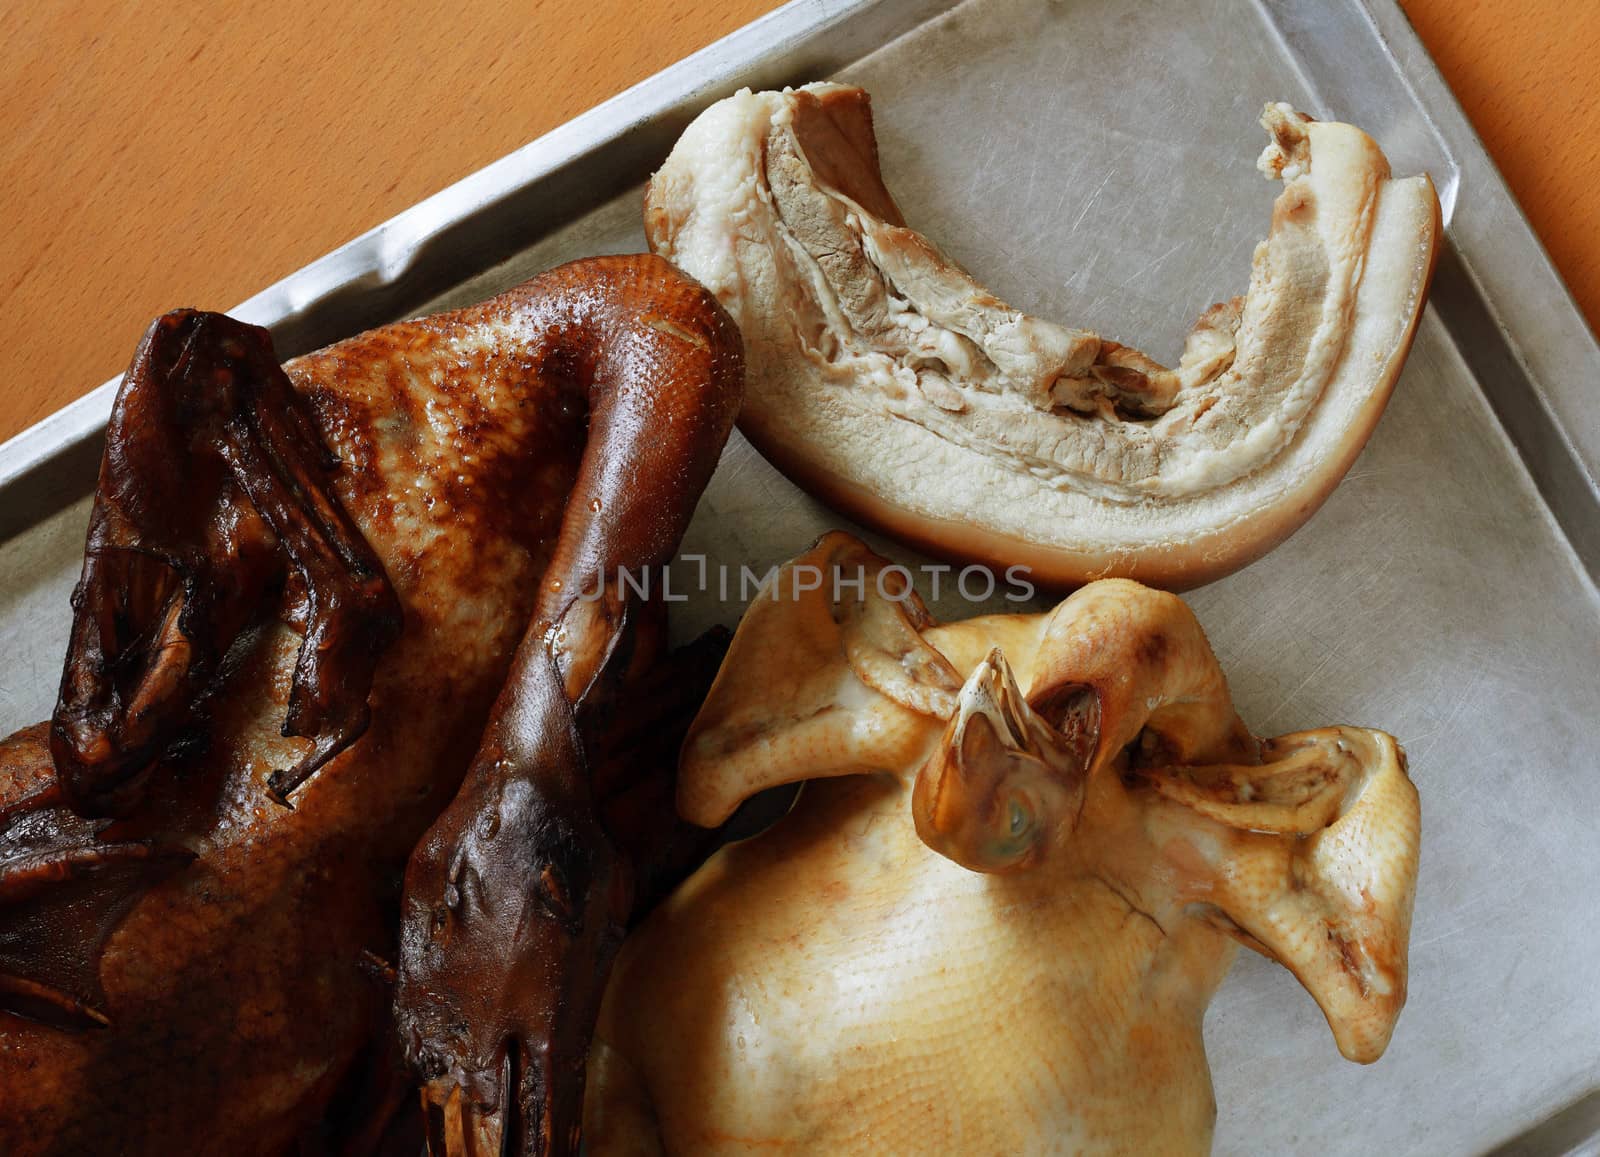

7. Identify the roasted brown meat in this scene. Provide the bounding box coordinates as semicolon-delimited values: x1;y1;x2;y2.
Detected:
392;284;745;1154
50;308;402;819
0;254;742;1157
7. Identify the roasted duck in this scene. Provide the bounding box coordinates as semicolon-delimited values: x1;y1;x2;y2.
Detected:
584;533;1421;1154
0;254;742;1156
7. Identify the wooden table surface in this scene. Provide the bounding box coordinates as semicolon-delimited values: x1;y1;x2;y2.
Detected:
3;0;1596;446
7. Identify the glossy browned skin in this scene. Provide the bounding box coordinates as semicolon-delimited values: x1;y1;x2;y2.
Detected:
50;308;403;818
393;257;744;1157
0;254;742;1157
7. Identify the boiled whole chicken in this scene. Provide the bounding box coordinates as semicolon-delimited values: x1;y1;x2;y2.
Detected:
584;533;1420;1154
0;254;743;1156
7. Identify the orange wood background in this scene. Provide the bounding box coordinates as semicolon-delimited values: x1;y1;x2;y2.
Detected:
2;0;1596;446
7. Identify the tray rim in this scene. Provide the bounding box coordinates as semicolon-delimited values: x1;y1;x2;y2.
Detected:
1;2;1597;1151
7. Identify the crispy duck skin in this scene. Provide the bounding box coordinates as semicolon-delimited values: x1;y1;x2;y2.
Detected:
0;254;742;1157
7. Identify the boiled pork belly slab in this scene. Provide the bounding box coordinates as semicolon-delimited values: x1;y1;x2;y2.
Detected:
646;85;1440;588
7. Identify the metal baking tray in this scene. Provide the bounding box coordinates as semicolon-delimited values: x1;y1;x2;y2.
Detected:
2;0;1596;1153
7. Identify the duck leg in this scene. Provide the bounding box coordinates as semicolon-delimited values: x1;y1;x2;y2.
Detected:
4;309;399;1029
50;309;401;818
393;257;743;1157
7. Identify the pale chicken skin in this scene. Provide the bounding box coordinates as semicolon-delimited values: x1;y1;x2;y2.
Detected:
585;533;1420;1155
590;775;1228;1154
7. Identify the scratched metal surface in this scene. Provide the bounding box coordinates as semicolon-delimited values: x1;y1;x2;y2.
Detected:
2;0;1598;1153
